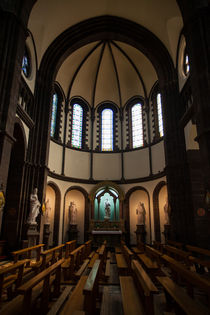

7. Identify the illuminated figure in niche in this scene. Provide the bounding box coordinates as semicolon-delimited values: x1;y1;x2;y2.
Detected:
164;197;170;225
69;201;77;224
136;202;146;225
104;198;111;220
45;199;51;224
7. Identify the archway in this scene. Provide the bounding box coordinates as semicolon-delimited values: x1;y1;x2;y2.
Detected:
2;121;26;250
125;186;151;245
153;181;167;242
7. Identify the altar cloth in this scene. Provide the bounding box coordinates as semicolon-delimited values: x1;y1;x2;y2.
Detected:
92;230;122;234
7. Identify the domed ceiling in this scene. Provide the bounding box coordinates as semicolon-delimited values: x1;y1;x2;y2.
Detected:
56;40;158;107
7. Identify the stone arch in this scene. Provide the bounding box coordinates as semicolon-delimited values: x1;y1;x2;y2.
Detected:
125;186;151;244
153;180;166;241
63;186;89;243
46;181;61;246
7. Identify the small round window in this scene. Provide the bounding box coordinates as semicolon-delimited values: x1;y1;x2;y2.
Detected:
22;46;31;78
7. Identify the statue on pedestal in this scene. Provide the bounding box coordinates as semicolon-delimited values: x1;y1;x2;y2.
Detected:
45;198;51;224
104;198;111;220
136;202;146;225
27;188;41;225
164;197;170;225
69;201;77;225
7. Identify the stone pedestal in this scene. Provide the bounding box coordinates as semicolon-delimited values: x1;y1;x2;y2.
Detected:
135;224;146;243
163;224;171;243
68;224;78;241
43;224;51;250
27;224;39;256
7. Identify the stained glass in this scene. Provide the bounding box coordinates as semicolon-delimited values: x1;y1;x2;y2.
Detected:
131;103;143;148
50;93;58;137
72;103;83;148
101;109;113;151
22;47;30;78
184;54;190;75
157;93;164;137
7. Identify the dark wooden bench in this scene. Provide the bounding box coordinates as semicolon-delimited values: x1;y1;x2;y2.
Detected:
186;245;210;272
163;245;191;266
60;259;102;315
0;259;29;302
153;240;163;252
1;259;64;315
132;240;145;255
145;245;163;266
64;240;76;259
161;254;210;307
157;276;209;315
84;240;92;258
12;244;44;274
116;244;133;276
119;259;158;315
41;244;64;270
167;240;183;250
62;244;85;280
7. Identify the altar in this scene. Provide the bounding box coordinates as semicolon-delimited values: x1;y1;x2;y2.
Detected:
89;219;125;246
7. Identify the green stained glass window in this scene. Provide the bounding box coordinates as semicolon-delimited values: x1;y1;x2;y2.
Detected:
72;103;83;148
50;93;58;137
131;103;143;148
157;93;164;137
101;109;113;151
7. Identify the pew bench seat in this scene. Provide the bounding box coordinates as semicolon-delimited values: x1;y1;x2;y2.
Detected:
138;253;159;270
60;275;88;315
120;276;144;315
115;247;122;254
75;259;89;278
116;254;128;276
88;253;99;269
132;246;144;255
157;276;209;315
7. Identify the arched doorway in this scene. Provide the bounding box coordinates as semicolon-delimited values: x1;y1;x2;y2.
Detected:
2;121;26;250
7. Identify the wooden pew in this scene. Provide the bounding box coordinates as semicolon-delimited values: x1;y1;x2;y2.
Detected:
64;240;76;259
41;244;64;270
62;244;85;280
145;245;163;266
12;244;44;273
119;259;158;315
186;245;210;272
153;240;163;252
1;259;64;315
131;240;145;255
157;276;209;315
116;244;134;276
84;240;92;258
161;254;210;307
163;245;191;266
0;259;29;302
167;240;183;250
60;259;102;315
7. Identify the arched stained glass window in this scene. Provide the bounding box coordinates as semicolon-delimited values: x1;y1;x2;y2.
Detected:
157;93;164;137
183;50;190;76
101;109;113;151
22;46;31;78
71;103;83;148
50;93;58;137
131;103;143;148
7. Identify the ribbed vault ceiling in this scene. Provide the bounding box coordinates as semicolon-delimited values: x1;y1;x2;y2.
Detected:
56;40;158;107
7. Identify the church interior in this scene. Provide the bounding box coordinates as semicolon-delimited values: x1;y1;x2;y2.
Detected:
0;0;210;314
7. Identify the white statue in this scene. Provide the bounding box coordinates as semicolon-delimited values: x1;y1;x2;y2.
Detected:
164;197;170;225
69;201;77;225
136;202;146;225
27;188;41;224
45;199;51;224
104;198;111;219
